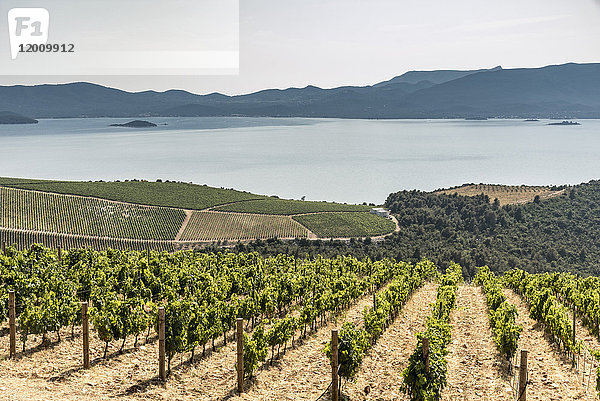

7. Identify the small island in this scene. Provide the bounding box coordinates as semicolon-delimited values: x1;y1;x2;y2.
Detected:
465;117;488;121
524;119;539;122
109;120;158;128
548;121;581;126
0;111;38;124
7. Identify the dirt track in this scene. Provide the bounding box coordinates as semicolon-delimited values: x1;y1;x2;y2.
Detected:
443;285;511;401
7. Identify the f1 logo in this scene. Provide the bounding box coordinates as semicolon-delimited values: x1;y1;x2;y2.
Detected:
7;8;49;60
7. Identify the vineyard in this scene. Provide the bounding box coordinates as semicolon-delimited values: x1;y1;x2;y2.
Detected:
213;198;370;215
436;184;566;205
293;212;397;238
0;227;176;252
0;187;185;240
179;211;311;241
1;245;600;400
0;177;266;210
0;177;397;250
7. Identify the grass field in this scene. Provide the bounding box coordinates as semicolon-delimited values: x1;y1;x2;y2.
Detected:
436;184;566;205
180;211;310;241
293;212;396;238
213;198;370;215
0;187;185;240
0;177;266;210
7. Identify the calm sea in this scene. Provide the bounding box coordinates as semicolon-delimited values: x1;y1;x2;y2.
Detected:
1;117;599;204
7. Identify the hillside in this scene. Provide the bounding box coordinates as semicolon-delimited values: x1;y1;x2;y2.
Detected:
437;183;566;206
402;63;600;117
0;177;267;210
0;250;597;400
373;66;502;86
383;182;600;276
0;178;394;249
0;187;185;240
2;63;600;118
237;180;600;279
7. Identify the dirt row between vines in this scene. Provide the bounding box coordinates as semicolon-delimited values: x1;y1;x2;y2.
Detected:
442;285;512;400
442;285;597;401
342;282;438;400
503;288;587;400
236;283;428;401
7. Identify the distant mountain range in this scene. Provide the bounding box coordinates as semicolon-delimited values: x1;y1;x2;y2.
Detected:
1;63;599;119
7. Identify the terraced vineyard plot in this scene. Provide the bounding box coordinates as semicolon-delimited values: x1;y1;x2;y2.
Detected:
0;227;176;252
179;211;311;241
213;198;370;215
0;187;184;240
293;212;396;238
0;177;266;210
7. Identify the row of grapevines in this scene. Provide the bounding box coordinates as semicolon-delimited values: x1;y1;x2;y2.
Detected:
534;272;600;340
504;269;579;354
0;186;185;240
474;266;522;365
0;243;415;380
0;227;175;252
536;272;600;398
324;260;440;381
503;270;600;396
243;258;421;378
180;211;310;241
401;263;463;401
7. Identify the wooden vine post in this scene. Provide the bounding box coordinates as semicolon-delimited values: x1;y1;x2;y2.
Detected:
9;290;16;358
2;241;6;255
518;349;528;401
423;337;430;373
331;329;339;401
158;307;166;381
237;318;244;394
58;246;62;261
572;303;577;366
82;302;90;369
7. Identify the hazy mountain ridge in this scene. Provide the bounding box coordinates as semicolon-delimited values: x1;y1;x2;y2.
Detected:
0;63;598;119
373;66;502;86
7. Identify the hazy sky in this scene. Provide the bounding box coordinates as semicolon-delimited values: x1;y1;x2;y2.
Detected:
2;0;600;94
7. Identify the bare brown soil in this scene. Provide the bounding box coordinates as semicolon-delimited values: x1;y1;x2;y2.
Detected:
437;184;566;206
503;288;587;400
342;282;438;400
442;285;511;401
